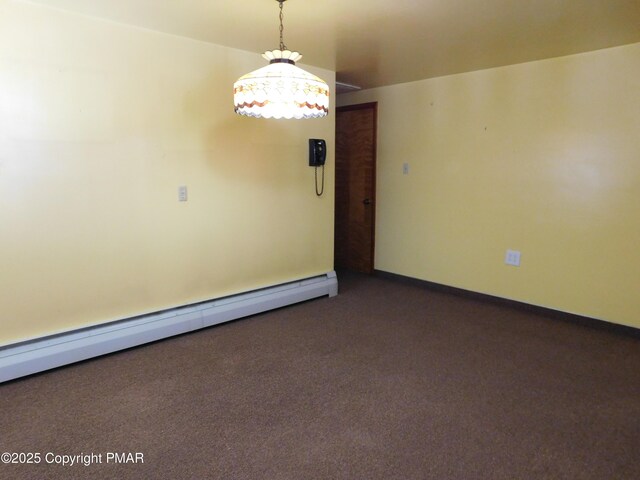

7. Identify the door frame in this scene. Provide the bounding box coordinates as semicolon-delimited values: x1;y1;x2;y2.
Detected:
335;102;378;273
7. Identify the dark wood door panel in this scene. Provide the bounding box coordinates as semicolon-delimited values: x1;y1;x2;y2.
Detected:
335;103;377;273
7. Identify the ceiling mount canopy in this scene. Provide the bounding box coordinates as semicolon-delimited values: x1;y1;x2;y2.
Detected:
233;0;329;119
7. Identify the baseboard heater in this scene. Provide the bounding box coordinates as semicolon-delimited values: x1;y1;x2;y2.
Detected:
0;271;338;383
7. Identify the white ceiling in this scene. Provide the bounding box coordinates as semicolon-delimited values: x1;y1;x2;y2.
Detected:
27;0;640;90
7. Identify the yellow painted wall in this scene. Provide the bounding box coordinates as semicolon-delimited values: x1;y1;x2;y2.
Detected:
338;43;640;329
0;1;335;346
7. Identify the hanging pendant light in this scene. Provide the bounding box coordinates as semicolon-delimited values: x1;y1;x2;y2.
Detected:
233;0;329;119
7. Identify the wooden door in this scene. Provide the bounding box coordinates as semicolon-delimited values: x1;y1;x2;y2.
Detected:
334;102;377;273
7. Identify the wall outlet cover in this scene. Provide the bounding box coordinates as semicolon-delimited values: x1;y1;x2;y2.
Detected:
178;185;188;202
505;249;521;266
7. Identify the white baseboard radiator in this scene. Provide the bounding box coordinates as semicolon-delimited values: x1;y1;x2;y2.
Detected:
0;271;338;383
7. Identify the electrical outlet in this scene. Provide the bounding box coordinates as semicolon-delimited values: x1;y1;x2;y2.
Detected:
505;249;521;267
178;185;188;202
403;163;410;175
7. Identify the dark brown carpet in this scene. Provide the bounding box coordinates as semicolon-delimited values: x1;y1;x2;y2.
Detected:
1;271;639;479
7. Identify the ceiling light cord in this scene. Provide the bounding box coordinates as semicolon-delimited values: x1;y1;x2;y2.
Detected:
278;0;287;51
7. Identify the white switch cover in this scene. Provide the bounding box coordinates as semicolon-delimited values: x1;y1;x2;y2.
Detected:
403;163;410;175
505;249;521;266
178;185;188;202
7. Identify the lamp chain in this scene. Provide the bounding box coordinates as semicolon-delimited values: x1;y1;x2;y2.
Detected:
278;0;287;51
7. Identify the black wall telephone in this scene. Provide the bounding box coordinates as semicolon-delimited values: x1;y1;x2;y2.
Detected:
308;139;327;166
309;139;326;196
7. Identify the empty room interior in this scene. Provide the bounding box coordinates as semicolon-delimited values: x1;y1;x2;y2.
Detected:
1;0;639;478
